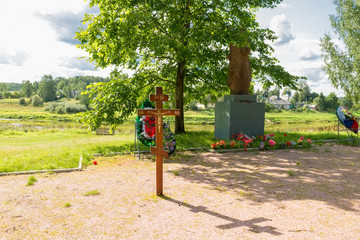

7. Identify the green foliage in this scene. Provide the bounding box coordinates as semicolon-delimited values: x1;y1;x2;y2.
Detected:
21;80;33;98
76;0;303;132
63;202;71;208
320;0;360;102
313;93;327;111
11;91;22;99
45;102;87;114
340;95;353;109
82;75;140;131
19;97;27;106
265;102;281;113
3;92;11;99
26;176;37;186
31;95;43;107
84;190;100;196
39;75;57;102
79;92;91;109
326;92;340;110
54;75;111;98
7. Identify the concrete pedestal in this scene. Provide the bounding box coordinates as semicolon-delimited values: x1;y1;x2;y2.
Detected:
215;95;265;139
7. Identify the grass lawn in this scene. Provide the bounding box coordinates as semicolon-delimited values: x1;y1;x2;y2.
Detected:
0;98;358;173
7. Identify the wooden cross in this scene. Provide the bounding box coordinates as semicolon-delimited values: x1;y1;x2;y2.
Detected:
138;87;180;195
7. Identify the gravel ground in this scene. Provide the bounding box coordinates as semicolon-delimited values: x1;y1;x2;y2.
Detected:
0;143;359;240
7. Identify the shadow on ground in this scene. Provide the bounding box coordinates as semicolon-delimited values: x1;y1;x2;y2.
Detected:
165;144;360;212
160;195;281;235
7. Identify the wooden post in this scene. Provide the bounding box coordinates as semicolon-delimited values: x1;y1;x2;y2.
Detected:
138;87;180;195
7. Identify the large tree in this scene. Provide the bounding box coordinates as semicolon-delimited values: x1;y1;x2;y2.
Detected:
39;75;57;102
76;0;302;133
21;80;33;98
320;0;360;102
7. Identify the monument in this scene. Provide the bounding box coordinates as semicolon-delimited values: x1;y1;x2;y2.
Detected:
215;43;265;139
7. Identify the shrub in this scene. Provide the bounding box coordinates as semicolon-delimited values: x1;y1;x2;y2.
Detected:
19;97;27;106
56;106;67;114
45;102;87;114
3;92;11;99
11;91;22;99
265;103;281;113
31;95;43;107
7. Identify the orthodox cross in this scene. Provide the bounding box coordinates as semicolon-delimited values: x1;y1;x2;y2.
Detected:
138;87;180;195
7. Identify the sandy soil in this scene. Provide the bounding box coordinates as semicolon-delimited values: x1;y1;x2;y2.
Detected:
1;143;360;240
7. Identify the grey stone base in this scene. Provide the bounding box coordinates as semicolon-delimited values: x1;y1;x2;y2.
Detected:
215;95;265;139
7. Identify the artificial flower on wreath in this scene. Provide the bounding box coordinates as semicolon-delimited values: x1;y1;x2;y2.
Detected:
136;99;176;155
342;109;358;121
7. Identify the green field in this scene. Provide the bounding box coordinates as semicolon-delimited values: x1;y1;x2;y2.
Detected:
0;99;358;173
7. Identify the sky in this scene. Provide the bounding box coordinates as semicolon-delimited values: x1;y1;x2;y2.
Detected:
0;0;343;96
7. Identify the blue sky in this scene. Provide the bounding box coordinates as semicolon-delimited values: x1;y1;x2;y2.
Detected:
0;0;343;96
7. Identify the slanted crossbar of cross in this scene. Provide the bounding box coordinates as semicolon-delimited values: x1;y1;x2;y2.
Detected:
138;87;180;195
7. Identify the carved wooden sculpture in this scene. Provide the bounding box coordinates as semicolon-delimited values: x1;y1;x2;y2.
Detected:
227;43;252;95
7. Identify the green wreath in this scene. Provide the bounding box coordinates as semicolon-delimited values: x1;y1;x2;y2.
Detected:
136;99;176;155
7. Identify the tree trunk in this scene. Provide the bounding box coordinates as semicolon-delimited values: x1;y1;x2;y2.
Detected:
175;60;186;134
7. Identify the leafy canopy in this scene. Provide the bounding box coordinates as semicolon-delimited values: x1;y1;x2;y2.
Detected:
76;0;302;131
320;0;360;102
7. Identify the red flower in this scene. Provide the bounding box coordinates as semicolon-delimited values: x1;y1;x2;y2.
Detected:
230;141;236;148
269;133;275;137
143;116;156;138
269;139;276;147
93;161;98;165
211;143;217;149
284;134;287;136
286;141;292;146
244;148;247;152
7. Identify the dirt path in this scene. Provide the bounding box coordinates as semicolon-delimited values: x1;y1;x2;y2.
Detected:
1;143;360;239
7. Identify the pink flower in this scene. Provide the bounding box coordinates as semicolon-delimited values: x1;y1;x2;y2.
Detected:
307;139;312;144
269;139;276;147
300;137;304;140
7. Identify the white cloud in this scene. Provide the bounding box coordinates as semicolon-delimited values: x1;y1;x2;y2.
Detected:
278;3;290;8
269;14;294;45
297;47;321;61
0;0;109;83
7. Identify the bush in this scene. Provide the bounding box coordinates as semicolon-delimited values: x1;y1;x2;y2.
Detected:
31;95;43;107
19;97;27;106
11;91;22;99
45;102;87;114
265;103;281;113
3;92;11;99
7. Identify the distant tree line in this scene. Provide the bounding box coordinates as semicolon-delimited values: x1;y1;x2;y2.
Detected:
0;75;113;106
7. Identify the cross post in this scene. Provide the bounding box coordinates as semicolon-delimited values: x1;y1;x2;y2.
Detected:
137;87;180;195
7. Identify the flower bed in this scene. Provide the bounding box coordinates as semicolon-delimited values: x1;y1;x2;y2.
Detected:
211;132;312;151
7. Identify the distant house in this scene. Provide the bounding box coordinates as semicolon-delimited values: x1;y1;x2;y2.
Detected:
267;98;292;109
